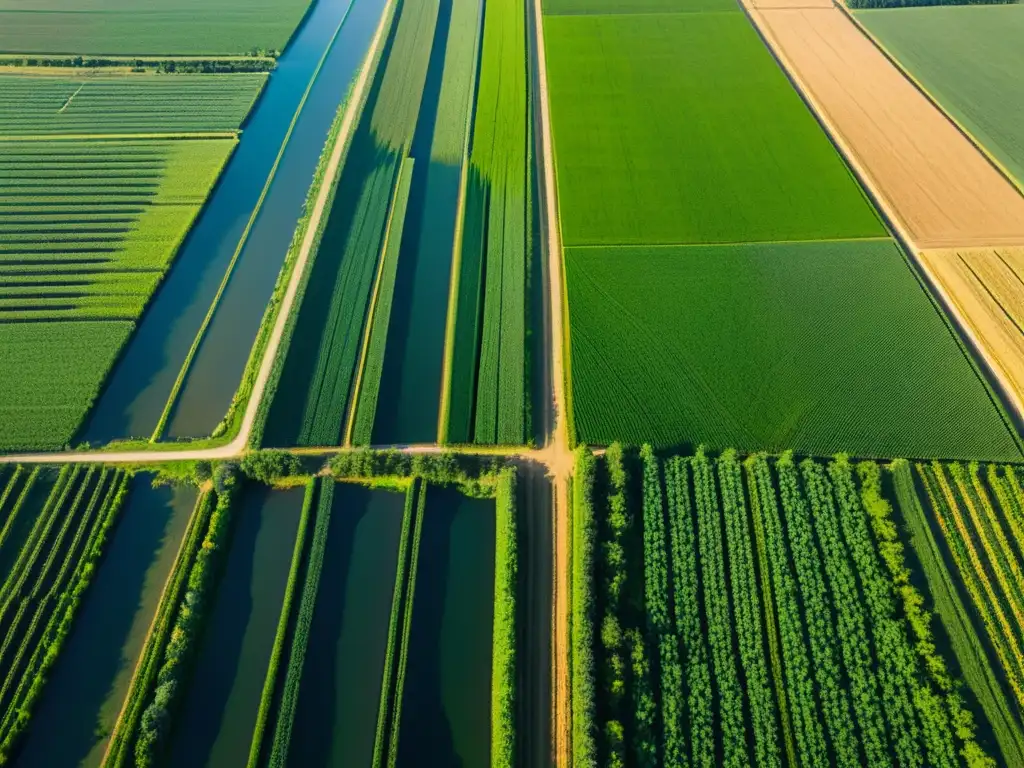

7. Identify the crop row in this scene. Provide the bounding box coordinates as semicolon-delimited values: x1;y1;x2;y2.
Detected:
0;465;129;764
445;0;530;446
571;446;999;768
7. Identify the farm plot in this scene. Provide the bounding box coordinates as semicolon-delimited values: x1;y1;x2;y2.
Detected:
0;73;267;136
442;0;531;446
564;240;1021;459
0;138;236;450
13;479;197;767
920;247;1024;414
571;446;1002;768
544;0;741;14
0;0;313;55
543;11;883;246
0;464;130;765
857;4;1024;188
750;6;1024;248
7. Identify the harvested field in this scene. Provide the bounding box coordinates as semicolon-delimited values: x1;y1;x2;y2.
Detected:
749;6;1024;248
920;247;1024;410
858;4;1024;187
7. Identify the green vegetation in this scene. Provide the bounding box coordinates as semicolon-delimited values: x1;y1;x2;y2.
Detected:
571;446;1002;768
0;322;132;451
564;240;1022;459
0;465;129;764
463;0;530;445
543;11;883;245
0;0;314;56
491;469;517;768
132;466;239;767
0;73;266;135
104;491;215;768
351;157;416;446
850;0;1013;10
858;4;1024;185
570;447;598;768
544;0;740;14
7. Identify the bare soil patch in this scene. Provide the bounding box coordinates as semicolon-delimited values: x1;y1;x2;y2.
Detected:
751;7;1024;248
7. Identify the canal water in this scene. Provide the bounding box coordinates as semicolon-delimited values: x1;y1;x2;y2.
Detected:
168;484;303;767
14;478;197;768
286;483;405;768
396;486;494;767
81;0;388;444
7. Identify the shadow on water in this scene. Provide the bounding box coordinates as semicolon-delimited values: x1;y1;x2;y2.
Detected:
287;483;405;768
13;478;196;768
397;487;495;768
372;0;459;445
168;485;303;768
0;470;57;582
79;0;383;444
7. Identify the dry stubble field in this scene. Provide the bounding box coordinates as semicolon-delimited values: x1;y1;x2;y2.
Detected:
750;5;1024;249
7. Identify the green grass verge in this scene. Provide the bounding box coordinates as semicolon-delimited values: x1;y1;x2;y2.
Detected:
491;469;518;768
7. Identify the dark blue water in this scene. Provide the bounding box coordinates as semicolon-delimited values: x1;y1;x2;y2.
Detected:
81;0;388;444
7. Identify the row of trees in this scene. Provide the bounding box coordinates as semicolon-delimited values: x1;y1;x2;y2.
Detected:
847;0;1014;9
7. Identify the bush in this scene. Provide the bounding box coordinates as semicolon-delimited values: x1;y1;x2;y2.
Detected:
241;450;304;484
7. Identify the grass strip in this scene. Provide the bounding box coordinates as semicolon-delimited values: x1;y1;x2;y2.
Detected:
491;468;518;768
246;477;317;768
371;478;419;768
386;479;427;768
266;477;334;768
0;467;37;557
103;489;215;768
0;467;22;520
349;156;416;446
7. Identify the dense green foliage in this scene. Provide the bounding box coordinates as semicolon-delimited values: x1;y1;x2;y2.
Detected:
570;448;598;768
544;0;740;14
564;240;1022;459
0;73;266;135
859;4;1024;184
133;470;239;767
239;449;305;485
0;0;313;55
544;11;882;245
105;491;214;768
573;446;1000;768
266;478;333;767
491;469;518;768
246;479;315;768
0;465;128;764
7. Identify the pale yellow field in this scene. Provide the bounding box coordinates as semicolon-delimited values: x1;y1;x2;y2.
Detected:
750;6;1024;248
920;248;1024;404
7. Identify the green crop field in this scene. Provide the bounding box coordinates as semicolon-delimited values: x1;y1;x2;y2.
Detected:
544;11;883;246
571;446;1015;768
0;0;313;55
564;240;1021;460
859;4;1024;186
0;73;266;136
543;0;740;15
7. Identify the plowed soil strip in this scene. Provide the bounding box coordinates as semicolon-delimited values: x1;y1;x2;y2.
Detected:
750;6;1024;249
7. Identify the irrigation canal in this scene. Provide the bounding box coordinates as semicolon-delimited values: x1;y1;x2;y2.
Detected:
81;0;388;445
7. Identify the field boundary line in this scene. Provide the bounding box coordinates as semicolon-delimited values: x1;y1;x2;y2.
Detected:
839;0;1024;200
565;235;893;250
345;156;412;448
147;1;359;443
436;0;487;446
744;1;1024;444
0;132;238;141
